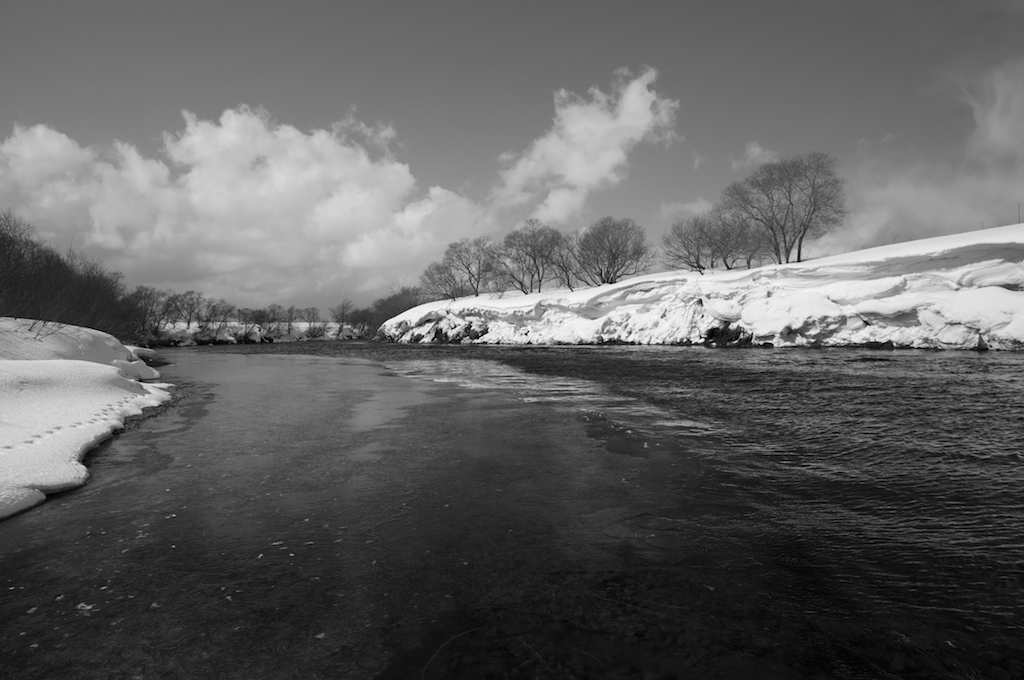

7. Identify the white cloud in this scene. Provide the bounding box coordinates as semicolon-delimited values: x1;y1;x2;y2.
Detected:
815;58;1024;256
494;67;679;224
0;124;94;187
0;68;680;307
331;112;398;155
0;108;488;307
730;141;779;171
657;198;713;222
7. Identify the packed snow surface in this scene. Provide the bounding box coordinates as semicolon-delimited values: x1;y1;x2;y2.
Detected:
380;224;1024;350
0;319;170;519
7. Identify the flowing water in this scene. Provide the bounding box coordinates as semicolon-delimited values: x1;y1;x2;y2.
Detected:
219;342;1024;678
3;342;1022;679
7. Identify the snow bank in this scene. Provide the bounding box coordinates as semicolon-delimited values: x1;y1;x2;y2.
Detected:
0;318;171;520
159;321;356;346
0;318;162;380
379;224;1024;350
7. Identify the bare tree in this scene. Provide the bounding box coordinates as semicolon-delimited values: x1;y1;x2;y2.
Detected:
167;290;205;329
662;212;717;273
1;210;167;341
348;307;375;337
0;209;32;241
121;286;171;339
420;260;468;300
663;205;769;273
264;304;286;336
237;308;261;337
373;286;423;319
370;286;424;334
329;299;353;324
722;151;845;263
285;305;301;335
446;237;495;296
419;237;495;300
300;307;326;337
328;300;353;339
549;232;582;291
574;217;653;286
197;297;236;332
0;210;34;306
712;204;767;269
495;219;564;293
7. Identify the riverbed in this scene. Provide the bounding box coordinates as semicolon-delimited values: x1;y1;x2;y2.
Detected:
2;343;1022;679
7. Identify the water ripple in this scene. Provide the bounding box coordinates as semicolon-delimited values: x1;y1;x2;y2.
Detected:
387;346;1024;661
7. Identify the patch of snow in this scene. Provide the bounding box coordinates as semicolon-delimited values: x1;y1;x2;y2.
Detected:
0;318;171;520
0;318;161;380
379;224;1024;350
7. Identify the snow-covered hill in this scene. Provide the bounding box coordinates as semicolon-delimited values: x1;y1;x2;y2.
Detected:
379;224;1024;350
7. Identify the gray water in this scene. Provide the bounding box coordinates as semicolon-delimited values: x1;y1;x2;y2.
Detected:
218;342;1024;678
3;343;1022;679
418;349;1024;635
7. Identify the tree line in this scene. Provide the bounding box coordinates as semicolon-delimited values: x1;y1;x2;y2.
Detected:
662;151;846;273
0;209;404;344
420;151;846;299
2;209;144;340
419;215;654;299
3;150;846;339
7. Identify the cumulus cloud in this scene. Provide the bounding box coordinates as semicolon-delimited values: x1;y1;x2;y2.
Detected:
657;198;713;222
0;107;489;307
815;58;1024;256
0;68;680;307
730;141;780;171
494;67;679;224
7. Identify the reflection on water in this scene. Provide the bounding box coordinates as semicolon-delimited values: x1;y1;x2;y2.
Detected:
391;357;726;442
347;382;433;432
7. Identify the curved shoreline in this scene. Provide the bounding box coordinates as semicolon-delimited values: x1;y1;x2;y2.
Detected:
0;318;174;521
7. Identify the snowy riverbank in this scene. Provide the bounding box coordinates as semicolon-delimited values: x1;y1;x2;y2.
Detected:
0;318;171;520
379;224;1024;349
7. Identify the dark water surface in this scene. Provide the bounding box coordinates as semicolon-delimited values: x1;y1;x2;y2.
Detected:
2;343;1022;679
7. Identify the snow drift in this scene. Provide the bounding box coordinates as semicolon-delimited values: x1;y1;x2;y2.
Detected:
379;224;1024;350
0;319;170;519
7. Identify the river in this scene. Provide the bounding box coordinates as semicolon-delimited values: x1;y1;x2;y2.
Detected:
2;342;1022;680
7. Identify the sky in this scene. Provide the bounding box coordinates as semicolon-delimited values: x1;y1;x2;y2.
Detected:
2;0;1024;309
